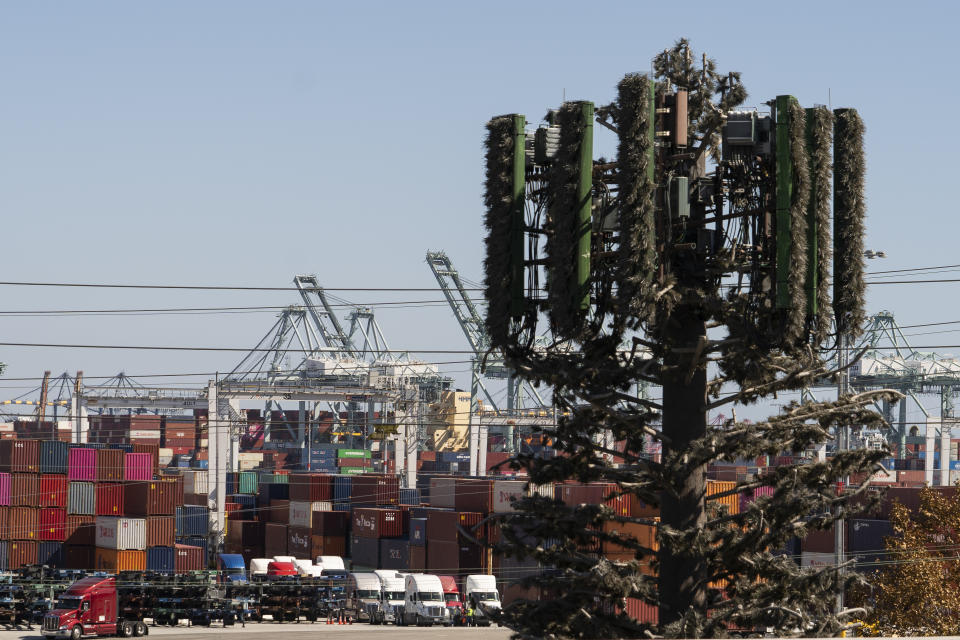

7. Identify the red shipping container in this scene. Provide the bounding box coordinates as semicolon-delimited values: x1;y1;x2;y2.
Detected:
96;483;124;516
174;544;205;573
160;476;184;506
39;507;66;541
146;515;175;547
454;479;493;513
337;458;372;468
350;474;399;506
622;598;658;624
264;523;287;557
0;440;39;473
9;540;37;569
124;480;176;516
39;475;67;508
97;450;124;482
11;473;38;507
123;453;153;481
352;508;405;538
66;515;94;546
67;448;97;481
556;482;630;516
289;473;333;502
9;506;38;540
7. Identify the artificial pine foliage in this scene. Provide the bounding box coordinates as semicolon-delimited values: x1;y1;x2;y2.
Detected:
480;40;895;639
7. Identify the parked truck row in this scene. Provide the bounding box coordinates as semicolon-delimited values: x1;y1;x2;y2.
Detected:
35;553;501;637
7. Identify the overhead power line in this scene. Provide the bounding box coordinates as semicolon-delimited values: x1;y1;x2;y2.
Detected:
0;281;482;292
0;342;476;353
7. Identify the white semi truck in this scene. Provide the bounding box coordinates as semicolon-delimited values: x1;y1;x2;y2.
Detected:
398;574;446;626
345;573;382;622
366;575;405;624
464;575;501;627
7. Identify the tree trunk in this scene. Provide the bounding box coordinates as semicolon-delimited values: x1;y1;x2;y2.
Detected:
658;308;708;630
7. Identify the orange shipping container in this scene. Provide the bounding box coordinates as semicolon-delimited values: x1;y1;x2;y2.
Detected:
94;547;145;572
706;480;739;515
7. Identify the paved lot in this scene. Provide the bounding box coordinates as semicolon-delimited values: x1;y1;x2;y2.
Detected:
0;623;513;640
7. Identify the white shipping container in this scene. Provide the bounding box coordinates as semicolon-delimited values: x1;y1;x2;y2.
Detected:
950;469;960;486
130;430;161;439
182;470;209;495
238;460;259;471
289;501;333;528
800;552;836;569
492;480;526;513
528;483;555;499
95;516;147;550
429;477;457;508
238;452;264;462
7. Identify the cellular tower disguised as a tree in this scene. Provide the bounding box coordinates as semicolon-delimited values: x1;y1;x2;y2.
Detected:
481;40;897;638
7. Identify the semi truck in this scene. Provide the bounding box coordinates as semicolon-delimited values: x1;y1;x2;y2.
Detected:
398;574;446;627
464;575;501;627
437;576;464;625
366;575;405;625
344;573;381;622
41;576;149;639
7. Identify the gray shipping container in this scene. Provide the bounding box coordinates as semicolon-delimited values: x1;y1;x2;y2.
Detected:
0;541;7;571
68;482;95;515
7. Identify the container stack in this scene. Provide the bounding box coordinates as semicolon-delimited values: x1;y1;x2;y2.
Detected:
0;438;209;572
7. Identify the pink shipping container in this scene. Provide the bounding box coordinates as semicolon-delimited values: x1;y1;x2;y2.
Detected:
123;453;153;481
68;448;97;481
0;472;10;506
739;486;775;513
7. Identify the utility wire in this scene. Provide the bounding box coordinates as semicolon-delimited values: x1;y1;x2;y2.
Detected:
0;281;482;292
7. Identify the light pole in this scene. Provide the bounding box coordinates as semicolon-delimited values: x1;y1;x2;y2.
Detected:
835;249;885;613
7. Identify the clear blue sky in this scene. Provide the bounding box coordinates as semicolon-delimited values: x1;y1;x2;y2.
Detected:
0;1;954;419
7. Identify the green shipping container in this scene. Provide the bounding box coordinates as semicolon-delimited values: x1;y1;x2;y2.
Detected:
238;471;258;495
337;449;372;459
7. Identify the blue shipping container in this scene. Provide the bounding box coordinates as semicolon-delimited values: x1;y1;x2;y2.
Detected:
108;444;134;453
176;505;210;537
40;441;68;475
333;476;353;501
399;488;420;506
438;451;470;464
147;546;175;573
266;483;289;501
226;472;237;495
409;518;427;547
38;542;63;567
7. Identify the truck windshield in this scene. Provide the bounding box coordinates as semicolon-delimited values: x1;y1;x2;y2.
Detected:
357;590;379;599
473;592;500;601
56;596;83;610
386;591;405;600
420;592;442;602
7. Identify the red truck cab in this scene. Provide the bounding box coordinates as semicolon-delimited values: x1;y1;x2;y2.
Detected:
266;561;298;578
42;576;146;638
437;575;463;624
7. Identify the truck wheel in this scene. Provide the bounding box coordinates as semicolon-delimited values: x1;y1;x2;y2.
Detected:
120;622;134;638
70;626;82;640
134;622;148;636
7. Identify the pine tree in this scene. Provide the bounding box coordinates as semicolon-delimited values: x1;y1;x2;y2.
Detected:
479;40;899;638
